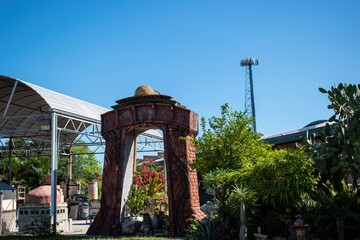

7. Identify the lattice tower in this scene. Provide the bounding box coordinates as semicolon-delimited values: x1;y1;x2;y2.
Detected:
240;57;259;132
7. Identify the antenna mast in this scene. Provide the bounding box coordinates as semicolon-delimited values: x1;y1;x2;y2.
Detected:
240;57;259;132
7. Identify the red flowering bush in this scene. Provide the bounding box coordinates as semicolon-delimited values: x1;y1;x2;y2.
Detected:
134;159;165;198
95;173;102;182
126;159;167;215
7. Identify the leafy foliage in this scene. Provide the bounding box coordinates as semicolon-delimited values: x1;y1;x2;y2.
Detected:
126;184;148;216
191;104;317;238
187;216;221;240
0;140;102;194
0;139;51;190
240;148;317;208
203;168;239;207
193;104;271;175
311;83;360;191
23;215;59;236
226;184;257;212
306;83;360;239
126;159;166;215
58;145;102;195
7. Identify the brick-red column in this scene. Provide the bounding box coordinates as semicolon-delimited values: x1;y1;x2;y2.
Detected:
164;126;204;237
87;129;125;236
186;137;205;220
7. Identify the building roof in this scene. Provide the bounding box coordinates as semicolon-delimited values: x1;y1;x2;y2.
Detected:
1;75;109;122
0;75;110;145
263;120;331;146
0;182;15;191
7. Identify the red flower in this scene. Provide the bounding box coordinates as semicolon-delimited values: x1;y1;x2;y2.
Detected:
143;173;150;180
159;166;164;171
143;162;148;167
149;159;155;163
158;173;164;179
134;177;142;186
149;170;156;177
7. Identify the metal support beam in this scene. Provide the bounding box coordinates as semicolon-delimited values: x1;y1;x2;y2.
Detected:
8;137;13;185
50;112;58;234
68;147;72;180
3;81;18;117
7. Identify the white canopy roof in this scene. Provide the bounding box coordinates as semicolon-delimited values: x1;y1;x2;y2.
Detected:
0;75;110;144
24;80;109;122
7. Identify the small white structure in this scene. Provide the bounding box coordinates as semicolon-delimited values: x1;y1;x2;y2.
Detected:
18;203;69;233
0;182;17;234
17;184;72;233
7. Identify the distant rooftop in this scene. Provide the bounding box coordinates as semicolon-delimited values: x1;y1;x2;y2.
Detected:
263;120;331;146
0;182;15;191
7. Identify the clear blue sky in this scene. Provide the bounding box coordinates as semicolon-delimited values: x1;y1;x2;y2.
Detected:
1;0;359;136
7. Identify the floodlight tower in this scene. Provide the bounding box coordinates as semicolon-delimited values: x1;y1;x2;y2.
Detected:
240;57;259;132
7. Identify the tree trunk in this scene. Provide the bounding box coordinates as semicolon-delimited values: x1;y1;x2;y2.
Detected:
336;218;344;240
239;201;247;240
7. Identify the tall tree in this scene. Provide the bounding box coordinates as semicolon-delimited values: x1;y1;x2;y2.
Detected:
193;103;271;175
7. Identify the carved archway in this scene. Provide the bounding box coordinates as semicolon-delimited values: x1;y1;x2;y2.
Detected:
87;87;204;236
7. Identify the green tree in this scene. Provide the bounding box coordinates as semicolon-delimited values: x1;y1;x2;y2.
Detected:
192;104;317;238
59;145;101;180
240;148;317;208
0;140;102;195
193;103;271;175
58;144;102;196
0;139;50;190
307;83;360;239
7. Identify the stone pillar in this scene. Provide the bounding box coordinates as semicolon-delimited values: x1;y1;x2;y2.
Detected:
164;126;204;236
87;129;124;236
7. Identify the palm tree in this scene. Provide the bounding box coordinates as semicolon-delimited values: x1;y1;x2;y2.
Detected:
227;184;257;240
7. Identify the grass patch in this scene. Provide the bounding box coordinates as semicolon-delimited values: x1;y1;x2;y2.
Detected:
0;236;177;240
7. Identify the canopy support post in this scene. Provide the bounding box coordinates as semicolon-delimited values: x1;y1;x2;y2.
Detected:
50;111;58;234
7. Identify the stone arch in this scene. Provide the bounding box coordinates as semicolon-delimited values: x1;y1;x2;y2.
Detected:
87;88;204;237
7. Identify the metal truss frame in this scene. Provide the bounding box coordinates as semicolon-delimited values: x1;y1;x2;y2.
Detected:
1;76;165;233
0;113;164;156
0;109;164;233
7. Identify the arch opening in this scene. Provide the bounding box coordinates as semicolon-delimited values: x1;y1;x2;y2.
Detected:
122;127;169;235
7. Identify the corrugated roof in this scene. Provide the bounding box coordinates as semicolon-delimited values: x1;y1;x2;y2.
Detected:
0;75;110;144
24;80;109;122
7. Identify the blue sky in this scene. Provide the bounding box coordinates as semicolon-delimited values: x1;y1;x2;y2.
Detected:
1;0;359;136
